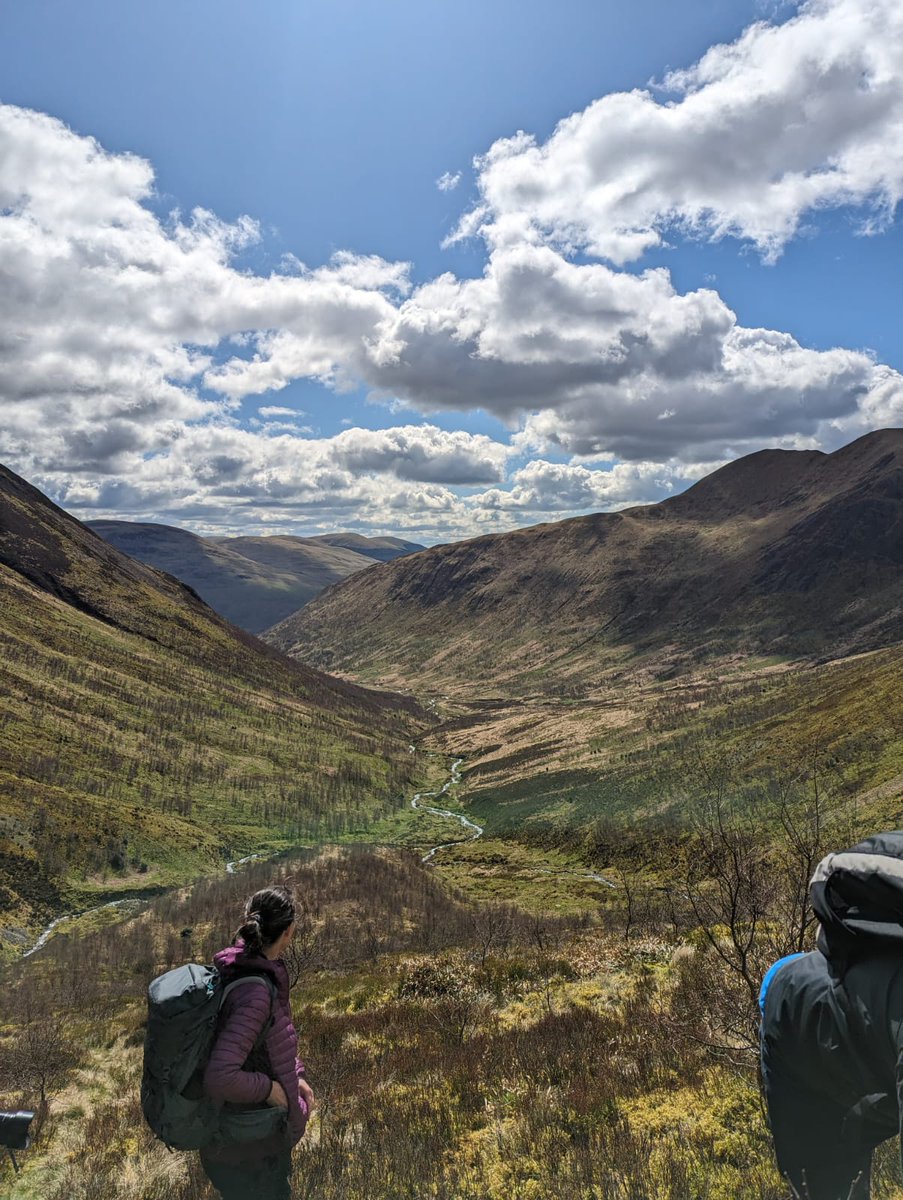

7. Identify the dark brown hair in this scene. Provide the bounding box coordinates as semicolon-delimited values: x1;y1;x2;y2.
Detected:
235;885;296;957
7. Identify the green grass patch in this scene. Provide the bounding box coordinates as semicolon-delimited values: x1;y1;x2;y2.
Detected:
429;837;613;916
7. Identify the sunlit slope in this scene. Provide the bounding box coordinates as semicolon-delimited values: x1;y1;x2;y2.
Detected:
426;642;903;854
87;522;389;634
0;464;426;936
303;532;425;561
269;429;903;695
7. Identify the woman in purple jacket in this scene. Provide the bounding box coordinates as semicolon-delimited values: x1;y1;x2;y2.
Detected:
202;885;314;1200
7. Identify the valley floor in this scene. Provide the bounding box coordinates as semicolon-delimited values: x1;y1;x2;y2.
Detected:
4;644;903;1199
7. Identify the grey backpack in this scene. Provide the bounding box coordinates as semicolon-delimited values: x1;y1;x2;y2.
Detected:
141;962;285;1150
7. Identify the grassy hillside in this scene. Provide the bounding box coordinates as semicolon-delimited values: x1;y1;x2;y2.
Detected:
269;429;903;695
420;644;903;875
0;464;428;942
299;532;426;563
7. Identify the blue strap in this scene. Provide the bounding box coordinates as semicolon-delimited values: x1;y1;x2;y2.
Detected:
759;952;806;1015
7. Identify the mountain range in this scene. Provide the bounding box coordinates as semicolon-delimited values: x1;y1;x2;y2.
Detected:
269;428;903;695
86;521;423;634
4;428;903;933
0;464;424;939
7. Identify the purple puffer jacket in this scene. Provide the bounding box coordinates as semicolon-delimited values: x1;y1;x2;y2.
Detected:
202;940;308;1162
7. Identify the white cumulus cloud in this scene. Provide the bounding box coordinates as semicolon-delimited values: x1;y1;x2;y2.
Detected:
327;425;510;484
356;241;900;461
473;459;707;514
3;0;903;542
450;0;903;264
258;406;303;418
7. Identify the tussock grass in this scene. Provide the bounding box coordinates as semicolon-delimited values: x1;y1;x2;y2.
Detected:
0;842;879;1200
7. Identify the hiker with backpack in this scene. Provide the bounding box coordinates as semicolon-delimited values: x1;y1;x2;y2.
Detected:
200;885;314;1199
760;833;903;1200
141;884;313;1200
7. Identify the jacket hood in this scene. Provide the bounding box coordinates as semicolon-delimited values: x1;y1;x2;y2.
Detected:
214;939;289;1002
811;831;903;973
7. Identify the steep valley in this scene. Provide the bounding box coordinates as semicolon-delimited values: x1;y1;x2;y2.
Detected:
0;464;428;946
270;429;903;696
263;431;903;898
3;438;903;1200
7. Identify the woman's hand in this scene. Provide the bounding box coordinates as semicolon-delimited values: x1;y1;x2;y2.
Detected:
267;1080;289;1109
298;1077;315;1114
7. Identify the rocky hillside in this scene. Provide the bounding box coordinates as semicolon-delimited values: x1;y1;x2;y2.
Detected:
0;464;425;938
87;521;423;633
267;429;903;694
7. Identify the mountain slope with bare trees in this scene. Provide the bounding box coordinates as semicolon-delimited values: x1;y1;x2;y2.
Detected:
0;463;426;940
269;429;903;695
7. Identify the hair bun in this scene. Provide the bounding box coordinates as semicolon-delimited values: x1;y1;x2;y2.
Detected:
234;886;296;957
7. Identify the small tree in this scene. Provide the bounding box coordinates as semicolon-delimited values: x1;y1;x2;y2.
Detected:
678;735;839;1054
1;1010;77;1107
283;901;322;987
468;903;515;967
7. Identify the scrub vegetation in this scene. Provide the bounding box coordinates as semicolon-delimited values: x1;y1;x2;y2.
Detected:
0;463;428;943
425;642;903;868
3;836;903;1200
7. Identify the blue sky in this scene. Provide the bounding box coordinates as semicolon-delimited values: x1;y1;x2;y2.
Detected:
1;0;902;541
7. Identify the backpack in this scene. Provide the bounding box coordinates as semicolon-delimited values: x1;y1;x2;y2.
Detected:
141;962;285;1151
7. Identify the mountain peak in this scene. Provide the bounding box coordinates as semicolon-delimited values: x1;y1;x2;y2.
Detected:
661;447;826;520
662;428;903;522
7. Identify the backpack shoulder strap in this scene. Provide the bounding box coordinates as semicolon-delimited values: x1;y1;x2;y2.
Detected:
219;974;277;1054
220;974;276;1008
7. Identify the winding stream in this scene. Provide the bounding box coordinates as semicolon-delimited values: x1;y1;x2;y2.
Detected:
22;753;615;957
409;756;617;889
22;897;145;959
22;853;278;957
410;758;482;863
225;852;268;874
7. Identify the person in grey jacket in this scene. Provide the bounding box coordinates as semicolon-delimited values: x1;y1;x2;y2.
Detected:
202;886;314;1200
760;833;903;1200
